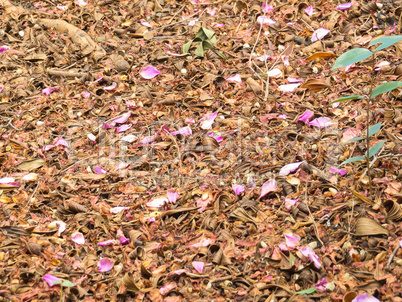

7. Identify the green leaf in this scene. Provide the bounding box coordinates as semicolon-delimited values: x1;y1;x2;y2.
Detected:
194;43;204;57
296;287;317;295
51;280;63;285
214;50;228;60
331;48;373;70
369;35;402;52
329;94;365;105
366;122;382;137
195;28;208;40
61;281;74;287
370;81;402;99
289;252;295;266
340;156;366;166
182;40;193;54
365;140;385;158
201;27;216;41
345;136;364;143
202;40;214;51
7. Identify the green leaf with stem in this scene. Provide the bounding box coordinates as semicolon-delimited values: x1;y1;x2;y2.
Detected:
345;136;364;143
366;122;381;138
331;48;373;70
365;140;385;158
369;35;402;52
201;27;216;41
370;81;402;99
62;281;74;287
194;43;204;57
329;94;365;105
295;287;317;295
214;50;228;60
340;156;366;166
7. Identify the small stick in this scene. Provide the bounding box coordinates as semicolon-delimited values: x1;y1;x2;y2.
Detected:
387;244;400;269
156;8;207;30
305;180;324;246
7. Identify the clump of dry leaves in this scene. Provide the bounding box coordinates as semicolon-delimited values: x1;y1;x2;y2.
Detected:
1;0;402;301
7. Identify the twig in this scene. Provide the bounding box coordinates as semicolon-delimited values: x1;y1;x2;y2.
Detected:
164;130;182;167
263;50;270;102
28;179;41;206
156;8;207;30
166;5;185;25
305;180;324;246
386;244;400;268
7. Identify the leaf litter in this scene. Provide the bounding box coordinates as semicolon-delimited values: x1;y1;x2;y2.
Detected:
0;0;402;301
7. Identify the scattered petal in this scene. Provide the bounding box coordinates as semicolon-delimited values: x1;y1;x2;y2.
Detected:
330;167;347;176
200;112;218;130
48;221;66;237
267;68;282;78
121;134;137;142
140;65;160;79
112;112;131;124
42;86;59;95
192;261;205;273
77;0;87;6
278;83;300;92
43;275;62;287
260;179;278;198
285;233;300;249
311;28;330;42
337;3;352;10
71;232;85;245
288;77;303;83
188;19;198;26
98;258;114;272
186;238;212;248
298;110;314;123
257;16;276;26
308;117;332;128
54;137;69;147
0;177;15;184
142;136;155;144
213;23;225;27
116;124;132;133
87;133;96;142
171;126;192;136
305;5;314;16
167;190;180;203
93;166;107;174
98;240;116;246
284;198;299;210
146;197;169;208
315;277;328;291
207;7;217;16
279;161;304;176
262;3;274;13
226;74;242;83
103;82;117;91
233;184;245;195
110;206;130;214
351;294;381;302
140;20;152;28
0;45;11;53
160;283;177;296
22;173;38;182
299;245;321;268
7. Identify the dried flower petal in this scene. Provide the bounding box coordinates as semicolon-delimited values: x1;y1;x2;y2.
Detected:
43;275;62;287
308;117;332;128
352;294;381;302
110;207;130;214
140;20;152;28
116;124;132;133
226;74;242;83
146;197;169;208
311;28;330;42
71;232;85;245
233;184;245;195
0;45;11;53
200;112;218;130
167;190;180;203
171;126;192;136
103;82;116;91
284;198;299;210
260;179;278;198
298;110;314;123
140;65;160;79
186;238;212;248
299;245;321;268
305;5;314;16
267;68;282;78
262;3;274;13
337;3;352;10
93;166;107;174
278;83;300;92
121;134;137;142
257;16;276;26
330;167;347;176
42;86;60;95
279;161;304;176
315;277;328;291
112;112;131;124
98;240;116;246
98;258;114;272
192;261;205;273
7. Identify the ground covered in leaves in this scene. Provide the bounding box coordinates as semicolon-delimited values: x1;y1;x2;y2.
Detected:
2;0;402;301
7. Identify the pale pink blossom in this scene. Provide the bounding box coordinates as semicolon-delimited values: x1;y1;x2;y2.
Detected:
342;127;361;142
305;5;314;16
308;117;332;128
186;238;212;248
140;20;152;28
103;82;116;91
171;126;192;136
267;68;282;78
287;77;303;83
42;86;59;95
188;19;198;26
260;179;278;198
146;197;169;208
337;3;352;10
233;184;245;195
284;198;299;210
311;28;330;42
213;23;225;27
352;294;381;302
279;161;304;176
112;112;131;124
43;275;62;287
71;232;85;245
330;167;347;176
98;258;114;272
167;190;180;203
93;166;107;174
110;207;130;214
98;240;116;246
142;136;155;144
299;246;321;268
0;45;10;53
278;83;300;92
257;16;276;26
192;261;205;273
200;112;218;130
54;137;69;147
121;134;136;142
160;283;177;296
77;0;87;6
315;277;328;291
0;177;15;184
226;74;242;83
207;7;217;16
140;65;160;79
87;133;96;142
117;229;130;245
262;3;274;13
116;124;132;133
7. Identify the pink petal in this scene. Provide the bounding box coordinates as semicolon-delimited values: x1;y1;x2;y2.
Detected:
126;100;136;108
352;294;381;302
171;126;192;136
112;112;131;124
213;23;225;27
42;86;59;95
0;45;11;53
196;198;210;212
299;246;321;269
207;7;217;16
0;86;3;92
206;131;223;142
43;275;62;287
0;177;15;184
186;238;212;248
260;179;278;198
257;16;276;26
57;6;67;11
188;19;198;26
298;110;314;123
308;117;332;128
116;124;132;133
98;258;114;272
315;277;328;291
262;3;274;13
82;91;90;98
226;74;242;83
87;134;96;142
278;83;300;92
337;3;352;10
140;65;160;79
54;221;66;237
110;206;130;214
330;167;347;176
192;261;205;273
93;166;107;174
54;137;68;147
284;198;299;210
233;184;245;195
140;20;152;28
285;233;300;249
103;123;113;129
146;197;169;208
305;5;314;16
115;162;129;169
71;232;85;245
98;240;116;246
77;0;87;6
167;190;180;203
287;77;303;83
311;28;330;42
117;229;130;245
399;239;402;249
160;283;177;296
43;144;55;151
121;134;137;142
103;82;117;91
186;118;195;124
200;112;218;130
142;136;155;144
342;127;361;142
267;68;282;78
279;161;304;176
